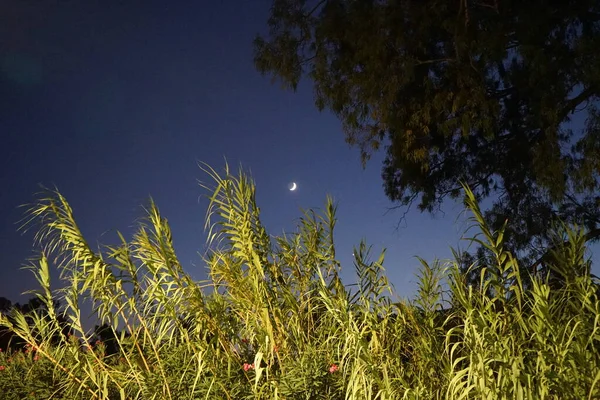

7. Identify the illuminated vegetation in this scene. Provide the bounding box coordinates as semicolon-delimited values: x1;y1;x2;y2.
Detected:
1;165;599;399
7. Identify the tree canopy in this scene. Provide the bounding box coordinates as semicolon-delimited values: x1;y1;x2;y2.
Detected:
254;0;600;260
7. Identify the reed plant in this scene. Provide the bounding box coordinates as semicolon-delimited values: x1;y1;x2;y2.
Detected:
0;164;598;399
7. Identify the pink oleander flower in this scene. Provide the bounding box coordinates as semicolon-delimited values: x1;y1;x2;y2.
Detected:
33;355;39;361
0;366;5;371
329;364;339;373
243;362;255;371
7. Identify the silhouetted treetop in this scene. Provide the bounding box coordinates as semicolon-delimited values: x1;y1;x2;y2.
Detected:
255;0;600;257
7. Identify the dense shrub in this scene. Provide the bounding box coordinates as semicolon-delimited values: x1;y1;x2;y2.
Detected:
1;164;599;399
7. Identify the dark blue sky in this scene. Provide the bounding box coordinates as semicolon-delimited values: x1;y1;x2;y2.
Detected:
1;1;596;306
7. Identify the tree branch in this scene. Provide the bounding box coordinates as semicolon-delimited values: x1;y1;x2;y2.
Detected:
415;58;456;66
305;0;328;18
559;86;599;122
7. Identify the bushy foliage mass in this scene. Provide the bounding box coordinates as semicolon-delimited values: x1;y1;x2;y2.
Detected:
1;165;599;399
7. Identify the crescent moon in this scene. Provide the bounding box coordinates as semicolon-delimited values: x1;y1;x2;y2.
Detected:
289;182;297;191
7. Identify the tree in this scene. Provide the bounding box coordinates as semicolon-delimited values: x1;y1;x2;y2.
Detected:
254;0;600;263
0;296;72;352
0;297;11;314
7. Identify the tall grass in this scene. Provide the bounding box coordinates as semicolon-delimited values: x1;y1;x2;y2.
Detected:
0;164;598;399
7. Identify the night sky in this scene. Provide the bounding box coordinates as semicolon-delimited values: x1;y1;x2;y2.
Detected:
1;1;596;307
